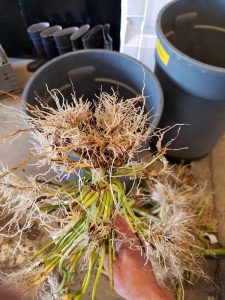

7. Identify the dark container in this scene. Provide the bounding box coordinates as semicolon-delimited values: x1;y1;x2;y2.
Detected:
22;50;163;140
155;0;225;161
40;25;62;59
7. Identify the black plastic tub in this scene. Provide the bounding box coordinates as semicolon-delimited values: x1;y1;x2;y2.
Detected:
22;50;163;143
155;0;225;161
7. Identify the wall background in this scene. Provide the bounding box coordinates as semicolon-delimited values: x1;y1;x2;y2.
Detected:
120;0;171;70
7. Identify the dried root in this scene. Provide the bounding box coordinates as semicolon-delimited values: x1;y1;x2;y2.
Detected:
24;90;149;174
139;164;218;288
0;168;83;240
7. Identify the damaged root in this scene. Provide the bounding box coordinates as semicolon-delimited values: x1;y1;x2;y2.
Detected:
24;90;149;172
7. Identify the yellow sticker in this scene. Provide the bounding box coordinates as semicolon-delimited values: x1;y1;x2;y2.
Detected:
156;39;170;66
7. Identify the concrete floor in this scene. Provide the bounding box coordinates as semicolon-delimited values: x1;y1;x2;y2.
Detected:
0;62;225;299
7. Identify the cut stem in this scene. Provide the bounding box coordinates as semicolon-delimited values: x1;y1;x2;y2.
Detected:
193;248;225;256
108;238;114;288
92;243;106;300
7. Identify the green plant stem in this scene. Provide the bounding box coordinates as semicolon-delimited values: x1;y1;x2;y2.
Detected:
57;223;86;256
59;179;79;191
36;178;62;187
58;264;68;292
193;248;225;256
176;282;182;300
132;207;160;222
112;179;124;190
32;239;56;260
108;238;114;288
84;192;99;209
62;187;80;199
81;190;96;203
123;196;150;239
98;190;106;216
40;203;69;212
75;250;98;299
111;181;124;208
70;189;91;205
127;199;136;207
123;196;144;232
107;190;113;218
33;167;172;299
40;189;91;212
112;230;116;260
44;217;85;260
92;243;106;300
60;237;86;266
113;153;163;177
69;248;86;274
103;190;111;219
44;256;60;273
44;225;87;292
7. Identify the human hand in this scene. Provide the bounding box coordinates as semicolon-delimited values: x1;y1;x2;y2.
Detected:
0;285;22;300
104;215;175;300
